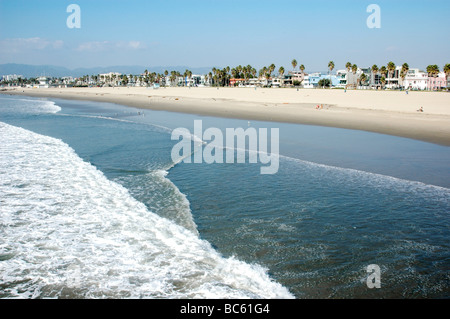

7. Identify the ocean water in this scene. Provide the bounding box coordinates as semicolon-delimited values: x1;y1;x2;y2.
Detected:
0;94;449;299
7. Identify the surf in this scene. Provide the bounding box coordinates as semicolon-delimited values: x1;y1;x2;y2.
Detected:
0;121;294;299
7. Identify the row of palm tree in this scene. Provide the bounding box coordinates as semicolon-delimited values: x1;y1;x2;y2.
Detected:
230;65;258;81
5;60;448;88
335;61;449;88
291;59;306;74
109;60;449;88
104;61;450;88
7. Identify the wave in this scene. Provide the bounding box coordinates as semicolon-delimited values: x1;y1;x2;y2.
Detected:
113;169;199;236
55;112;203;235
0;96;61;114
0;121;293;299
214;141;450;194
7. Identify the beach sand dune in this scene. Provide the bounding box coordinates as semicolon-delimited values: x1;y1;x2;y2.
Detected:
3;87;450;146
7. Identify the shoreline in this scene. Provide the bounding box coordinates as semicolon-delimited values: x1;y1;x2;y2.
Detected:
2;87;450;146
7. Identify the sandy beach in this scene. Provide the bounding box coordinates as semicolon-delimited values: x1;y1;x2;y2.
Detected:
2;87;450;146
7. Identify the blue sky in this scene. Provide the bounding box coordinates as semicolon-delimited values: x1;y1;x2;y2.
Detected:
0;0;449;71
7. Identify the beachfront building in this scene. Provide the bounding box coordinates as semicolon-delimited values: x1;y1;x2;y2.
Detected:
58;76;75;88
199;74;208;86
385;66;401;89
358;68;371;89
162;76;172;87
183;74;203;87
302;72;340;88
282;74;293;87
291;71;305;86
427;72;447;91
1;74;23;82
401;69;446;91
135;76;147;87
61;76;74;84
369;72;382;89
402;68;428;90
303;73;319;88
335;69;363;89
99;72;122;86
247;78;260;87
271;77;283;88
174;76;182;86
336;70;348;88
282;71;305;87
37;76;50;88
230;78;246;87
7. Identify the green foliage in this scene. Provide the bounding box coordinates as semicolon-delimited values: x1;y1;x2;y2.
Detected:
318;78;331;87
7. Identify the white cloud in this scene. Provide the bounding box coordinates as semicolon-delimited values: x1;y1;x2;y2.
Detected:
76;40;145;52
76;41;110;52
0;37;64;53
127;41;143;49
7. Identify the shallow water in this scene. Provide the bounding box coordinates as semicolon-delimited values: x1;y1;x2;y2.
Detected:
0;94;449;298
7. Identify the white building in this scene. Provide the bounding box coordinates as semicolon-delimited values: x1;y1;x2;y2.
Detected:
37;76;49;88
271;77;283;88
246;78;265;87
2;74;23;82
99;72;122;85
385;66;402;89
402;68;428;90
335;69;363;88
302;74;313;88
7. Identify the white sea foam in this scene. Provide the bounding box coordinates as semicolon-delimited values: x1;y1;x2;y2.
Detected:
280;154;450;200
0;97;61;114
0;121;293;299
114;169;199;236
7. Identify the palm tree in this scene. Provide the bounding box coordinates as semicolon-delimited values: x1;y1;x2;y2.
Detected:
231;67;238;79
360;73;367;87
387;61;396;77
187;70;193;86
426;65;440;90
400;63;409;88
183;70;188;86
291;59;297;72
371;65;379;87
269;64;276;76
371;65;378;74
387;61;396;87
426;65;439;77
380;76;386;89
169;71;176;86
278;66;285;78
122;74;129;86
299;64;305;74
379;66;387;78
328;61;335;74
328;61;335;85
211;68;217;86
444;64;450;76
259;66;266;79
345;62;352;72
444;64;450;87
349;64;358;89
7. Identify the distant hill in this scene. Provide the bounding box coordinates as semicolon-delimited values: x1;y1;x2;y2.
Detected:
0;64;214;78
